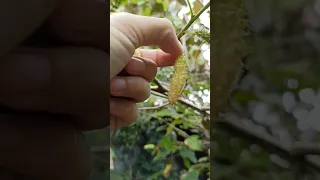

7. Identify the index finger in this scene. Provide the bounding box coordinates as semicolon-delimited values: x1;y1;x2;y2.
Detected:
111;13;183;56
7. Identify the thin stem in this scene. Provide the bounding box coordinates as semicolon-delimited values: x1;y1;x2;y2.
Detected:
186;0;194;17
138;102;169;110
177;1;210;39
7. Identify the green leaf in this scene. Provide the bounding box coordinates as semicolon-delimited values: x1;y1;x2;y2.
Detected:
183;158;191;169
179;148;197;163
159;136;175;152
142;6;152;16
198;156;209;163
177;0;187;6
193;0;203;14
144;144;155;150
110;171;125;180
162;1;168;11
156;125;167;132
153;150;170;161
182;171;199;180
184;135;202;151
110;147;117;158
154;109;172;117
196;58;206;65
151;2;164;13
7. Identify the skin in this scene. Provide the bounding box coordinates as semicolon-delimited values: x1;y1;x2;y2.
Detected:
0;0;182;179
110;13;183;130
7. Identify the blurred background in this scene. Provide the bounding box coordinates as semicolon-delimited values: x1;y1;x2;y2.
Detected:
212;0;320;179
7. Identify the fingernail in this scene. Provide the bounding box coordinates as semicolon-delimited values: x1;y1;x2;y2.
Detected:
128;58;145;72
111;78;126;92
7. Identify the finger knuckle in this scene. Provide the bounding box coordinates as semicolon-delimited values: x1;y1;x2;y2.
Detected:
125;103;138;125
160;18;174;29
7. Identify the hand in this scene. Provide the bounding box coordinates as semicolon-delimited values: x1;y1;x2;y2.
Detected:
110;56;157;130
110;12;183;80
110;13;183;130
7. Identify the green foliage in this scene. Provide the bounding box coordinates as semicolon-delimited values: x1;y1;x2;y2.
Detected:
193;28;210;44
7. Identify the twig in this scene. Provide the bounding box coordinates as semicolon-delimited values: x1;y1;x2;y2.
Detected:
139;102;169;110
177;1;210;39
202;107;210;111
165;122;190;138
186;0;194;17
152;78;168;93
151;90;168;99
215;117;320;171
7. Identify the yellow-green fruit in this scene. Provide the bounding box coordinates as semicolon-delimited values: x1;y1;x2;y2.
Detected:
168;55;188;105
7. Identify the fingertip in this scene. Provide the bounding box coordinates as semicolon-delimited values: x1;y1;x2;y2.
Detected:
158;31;183;57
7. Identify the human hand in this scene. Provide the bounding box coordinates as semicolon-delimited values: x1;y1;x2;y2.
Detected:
110;13;183;130
110;56;157;130
110;12;183;80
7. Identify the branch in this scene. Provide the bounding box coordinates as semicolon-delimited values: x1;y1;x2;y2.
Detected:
139;102;169;110
215;116;320;171
165;122;190;138
151;79;210;113
291;142;320;156
151;90;168;99
186;0;194;17
152;78;168;93
177;1;210;39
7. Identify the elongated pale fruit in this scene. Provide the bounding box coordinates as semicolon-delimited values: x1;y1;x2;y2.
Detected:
168;55;188;105
133;49;188;105
133;48;141;57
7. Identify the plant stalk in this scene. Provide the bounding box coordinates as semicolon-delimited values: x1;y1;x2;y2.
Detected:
177;1;210;39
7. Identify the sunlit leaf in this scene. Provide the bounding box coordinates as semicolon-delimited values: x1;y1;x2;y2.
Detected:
181;171;199;180
163;163;172;178
144;144;156;150
184;135;202;151
193;0;203;14
177;0;187;6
